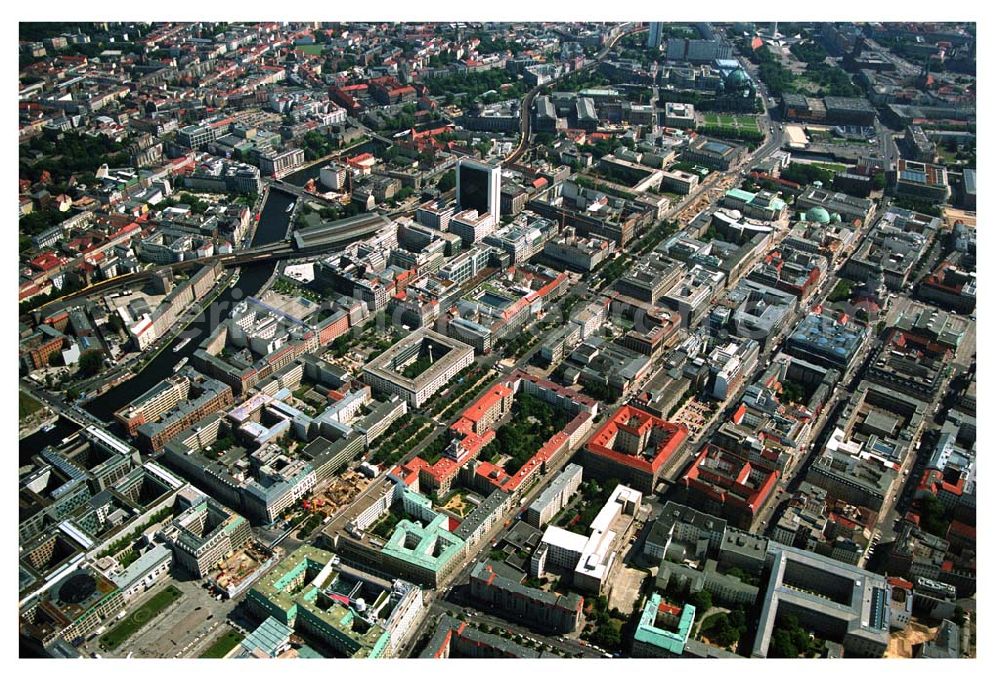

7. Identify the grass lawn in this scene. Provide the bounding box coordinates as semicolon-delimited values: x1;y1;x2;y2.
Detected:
828;278;853;303
703;113;734;126
702;113;759;130
813;162;849;173
296;44;325;55
99;585;183;651
670;161;712;177
19;392;43;420
370;507;405;540
937;149;958;165
792;76;821;93
199;629;244;658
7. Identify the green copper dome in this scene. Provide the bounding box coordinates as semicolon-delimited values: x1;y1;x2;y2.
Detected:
806;206;831;224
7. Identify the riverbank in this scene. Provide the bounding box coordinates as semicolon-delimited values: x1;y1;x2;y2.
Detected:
82;189;296;420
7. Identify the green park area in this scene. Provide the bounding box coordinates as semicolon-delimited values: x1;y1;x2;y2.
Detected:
811;162;849;173
199;629;244;658
701;113;759;131
19;391;43;420
700;114;764;144
496;394;572;475
99;585;183;652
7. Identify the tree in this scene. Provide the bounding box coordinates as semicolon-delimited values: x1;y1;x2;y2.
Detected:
691;589;714;613
437;171;456;192
919;494;950;537
769;629;799;657
48;352;62;368
782;162;835;187
779;381;805;406
419;148;437;167
703;612;743;647
77;350;103;378
766;613;816;656
828;279;854;303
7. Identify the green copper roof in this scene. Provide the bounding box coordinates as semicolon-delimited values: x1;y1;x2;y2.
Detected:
633;593;696;656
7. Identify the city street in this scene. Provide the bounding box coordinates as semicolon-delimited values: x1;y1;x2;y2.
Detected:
16;18;977;661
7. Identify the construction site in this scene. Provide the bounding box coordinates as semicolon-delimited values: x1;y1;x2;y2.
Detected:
210;541;280;599
307;468;374;519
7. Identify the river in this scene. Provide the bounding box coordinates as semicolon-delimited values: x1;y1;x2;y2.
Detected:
282;139;386;187
18;188;297;658
84;189;297;419
19;189;298;463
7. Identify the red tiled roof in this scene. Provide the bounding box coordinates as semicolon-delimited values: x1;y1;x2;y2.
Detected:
585;405;687;475
948;520;976;541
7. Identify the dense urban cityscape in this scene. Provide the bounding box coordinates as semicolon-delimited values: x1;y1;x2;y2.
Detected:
17;20;976;660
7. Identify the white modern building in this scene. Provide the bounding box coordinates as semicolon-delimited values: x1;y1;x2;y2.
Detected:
532;484;642;593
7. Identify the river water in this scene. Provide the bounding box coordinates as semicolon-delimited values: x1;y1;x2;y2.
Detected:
282;139;386;187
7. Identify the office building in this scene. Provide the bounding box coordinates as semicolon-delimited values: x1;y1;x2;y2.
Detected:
752;543;891;658
662;103;697;130
632;594;696;657
842;209;938;290
469;561;583;633
888;159;951;203
19;563;125;648
119;368;234;452
715;279;798;353
361;329;474;408
680;443;780;530
543;231;612;272
524;463;583;528
378;513;467;587
532;485;641;593
785;312;869;371
683;136;746;171
158;495;253;578
807;381;926;511
615;252;684;303
707;338;760;401
448;209;496;246
436;243;491;285
656;558;760;609
415;198;455;231
902;126;938;163
582;407;688;493
796;186;876;226
419;615;558;658
109;544;173;603
661;264;726;326
748;246;826;300
245;545;423;658
644;500;727;561
648;22;664;49
455;159;501;225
